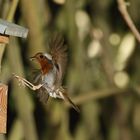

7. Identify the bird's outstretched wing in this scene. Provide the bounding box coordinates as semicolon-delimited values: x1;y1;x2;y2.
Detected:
49;33;67;85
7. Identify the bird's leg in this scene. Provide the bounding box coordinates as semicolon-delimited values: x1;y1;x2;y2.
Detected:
13;74;43;91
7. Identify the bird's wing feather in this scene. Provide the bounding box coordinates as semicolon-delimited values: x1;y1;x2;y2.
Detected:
32;69;49;104
36;87;49;104
49;33;67;85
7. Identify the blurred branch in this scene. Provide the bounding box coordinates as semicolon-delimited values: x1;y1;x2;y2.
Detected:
117;0;140;43
6;0;19;22
8;119;24;140
70;88;126;106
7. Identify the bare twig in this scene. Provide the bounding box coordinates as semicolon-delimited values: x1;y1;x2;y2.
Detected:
117;0;140;43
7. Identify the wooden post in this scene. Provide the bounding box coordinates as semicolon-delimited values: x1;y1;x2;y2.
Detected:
0;84;8;133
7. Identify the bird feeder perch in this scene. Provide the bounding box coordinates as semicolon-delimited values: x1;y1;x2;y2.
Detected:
0;19;28;133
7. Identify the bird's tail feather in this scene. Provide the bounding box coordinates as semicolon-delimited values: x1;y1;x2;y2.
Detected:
61;91;80;112
66;96;80;112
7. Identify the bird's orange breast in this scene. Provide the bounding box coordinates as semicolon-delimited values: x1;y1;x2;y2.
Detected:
39;58;53;75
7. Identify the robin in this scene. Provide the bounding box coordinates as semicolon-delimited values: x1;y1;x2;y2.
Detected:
14;34;80;112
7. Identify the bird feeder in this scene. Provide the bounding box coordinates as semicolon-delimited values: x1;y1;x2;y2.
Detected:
0;19;28;133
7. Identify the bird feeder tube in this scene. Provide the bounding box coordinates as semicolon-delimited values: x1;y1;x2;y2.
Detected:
0;19;28;133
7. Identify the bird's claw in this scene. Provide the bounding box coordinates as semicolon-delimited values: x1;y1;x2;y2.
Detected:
13;74;43;91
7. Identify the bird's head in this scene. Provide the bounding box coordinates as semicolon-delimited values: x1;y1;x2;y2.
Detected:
30;52;53;74
30;52;52;62
30;52;45;61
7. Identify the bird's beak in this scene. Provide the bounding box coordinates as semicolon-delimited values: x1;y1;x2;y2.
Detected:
30;56;36;61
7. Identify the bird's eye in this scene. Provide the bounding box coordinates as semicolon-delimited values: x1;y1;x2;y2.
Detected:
39;55;44;59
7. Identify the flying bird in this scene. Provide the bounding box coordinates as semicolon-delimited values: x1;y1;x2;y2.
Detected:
16;34;80;112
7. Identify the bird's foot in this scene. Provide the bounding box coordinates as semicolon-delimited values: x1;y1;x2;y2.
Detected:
13;74;43;91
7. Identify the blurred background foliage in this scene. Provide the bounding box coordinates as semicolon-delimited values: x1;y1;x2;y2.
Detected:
0;0;140;140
